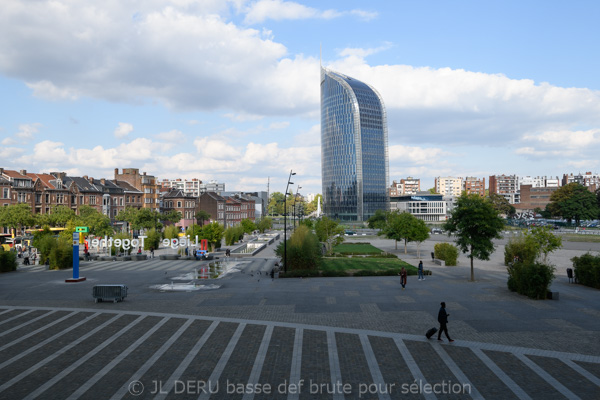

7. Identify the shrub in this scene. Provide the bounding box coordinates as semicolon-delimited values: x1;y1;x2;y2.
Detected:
279;269;321;278
275;225;322;271
0;248;17;272
144;229;161;251
48;238;73;270
571;253;600;289
111;232;132;256
504;234;538;266
434;243;458;266
34;234;58;265
507;262;555;299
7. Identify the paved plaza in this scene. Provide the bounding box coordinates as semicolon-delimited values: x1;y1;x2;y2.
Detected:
0;235;599;399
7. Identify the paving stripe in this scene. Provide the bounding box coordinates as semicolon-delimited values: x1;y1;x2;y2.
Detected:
199;323;247;400
359;334;391;400
470;349;531;400
430;343;483;400
242;324;273;400
562;359;600;387
0;314;123;393
0;311;79;351
327;330;345;400
0;313;102;370
0;310;58;337
20;315;144;400
0;309;12;317
108;319;195;400
515;354;581;400
153;320;219;400
287;327;303;400
392;338;437;400
0;309;35;326
65;317;171;400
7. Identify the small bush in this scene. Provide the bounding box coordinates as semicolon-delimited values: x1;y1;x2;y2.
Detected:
571;253;600;289
507;262;555;299
434;243;458;266
0;249;18;272
504;235;538;266
48;238;73;270
144;229;161;251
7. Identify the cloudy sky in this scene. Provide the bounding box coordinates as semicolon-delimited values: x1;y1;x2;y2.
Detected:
1;0;600;196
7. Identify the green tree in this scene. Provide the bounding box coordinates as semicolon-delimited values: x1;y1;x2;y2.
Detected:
488;193;516;216
443;194;505;281
303;194;321;215
0;203;36;236
269;192;286;215
47;205;76;227
256;217;273;233
526;226;562;264
314;216;344;254
412;218;430;259
380;211;426;253
241;218;256;234
367;209;387;229
163;225;180;240
77;205;113;237
161;209;182;225
548;183;598;226
195;210;211;225
200;222;224;251
136;208;161;230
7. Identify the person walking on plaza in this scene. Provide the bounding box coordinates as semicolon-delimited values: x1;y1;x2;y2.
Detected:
418;260;424;280
437;302;454;342
399;267;407;289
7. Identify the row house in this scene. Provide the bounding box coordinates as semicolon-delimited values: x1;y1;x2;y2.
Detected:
198;192;255;228
114;168;160;211
161;189;197;231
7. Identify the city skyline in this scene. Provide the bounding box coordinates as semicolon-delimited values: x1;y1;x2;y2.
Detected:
1;1;600;196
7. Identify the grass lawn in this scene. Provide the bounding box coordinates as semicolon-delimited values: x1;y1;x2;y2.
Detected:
333;242;384;254
322;257;418;275
562;234;600;243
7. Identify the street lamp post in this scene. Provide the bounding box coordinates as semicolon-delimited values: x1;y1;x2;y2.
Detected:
293;185;302;229
283;170;295;273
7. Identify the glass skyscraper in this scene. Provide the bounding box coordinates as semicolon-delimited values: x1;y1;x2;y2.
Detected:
320;67;389;222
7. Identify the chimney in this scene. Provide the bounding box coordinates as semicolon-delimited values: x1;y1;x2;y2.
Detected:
0;168;3;175
101;178;106;185
90;177;94;184
83;175;88;180
20;169;27;175
114;168;119;179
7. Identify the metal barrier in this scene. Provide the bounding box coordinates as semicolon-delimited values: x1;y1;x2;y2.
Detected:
92;285;128;303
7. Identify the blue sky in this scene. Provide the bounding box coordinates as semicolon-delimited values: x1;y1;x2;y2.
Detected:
1;0;600;196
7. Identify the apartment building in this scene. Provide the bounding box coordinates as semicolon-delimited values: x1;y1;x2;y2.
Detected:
161;189;198;230
435;177;463;197
489;174;520;204
463;176;485;197
160;178;203;197
562;172;600;189
519;176;560;188
391;192;447;222
114;168;160;211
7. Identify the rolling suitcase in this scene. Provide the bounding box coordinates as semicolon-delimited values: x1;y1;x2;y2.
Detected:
425;327;438;339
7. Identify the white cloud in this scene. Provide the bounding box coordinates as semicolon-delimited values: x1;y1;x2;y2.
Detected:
269;121;289;130
2;137;17;145
388;145;450;165
154;129;186;144
30;140;68;163
194;137;242;160
223;113;264;122
243;0;377;24
114;122;134;139
15;123;42;140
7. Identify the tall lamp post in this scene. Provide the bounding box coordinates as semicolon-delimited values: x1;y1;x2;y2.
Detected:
283;170;295;273
293;185;302;229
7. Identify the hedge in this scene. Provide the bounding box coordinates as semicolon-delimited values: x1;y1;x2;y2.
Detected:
0;249;17;272
434;242;458;266
507;262;555;299
571;253;600;289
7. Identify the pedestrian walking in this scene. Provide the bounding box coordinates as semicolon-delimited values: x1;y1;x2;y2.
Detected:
150;246;154;258
437;302;454;342
399;267;407;289
418;260;424;280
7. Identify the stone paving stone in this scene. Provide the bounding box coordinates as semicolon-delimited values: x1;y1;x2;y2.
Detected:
443;345;519;400
32;315;160;400
574;360;600;380
79;317;186;400
129;319;214;400
0;310;71;344
254;326;295;400
165;321;238;400
0;311;98;363
403;340;466;400
213;323;266;400
527;355;599;399
483;350;564;400
0;313;140;399
0;309;24;322
0;309;47;329
335;332;376;399
299;329;331;400
367;336;420;400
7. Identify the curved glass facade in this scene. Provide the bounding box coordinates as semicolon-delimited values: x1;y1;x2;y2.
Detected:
320;67;389;222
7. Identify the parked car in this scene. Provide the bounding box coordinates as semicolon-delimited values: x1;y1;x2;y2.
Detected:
431;228;443;234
